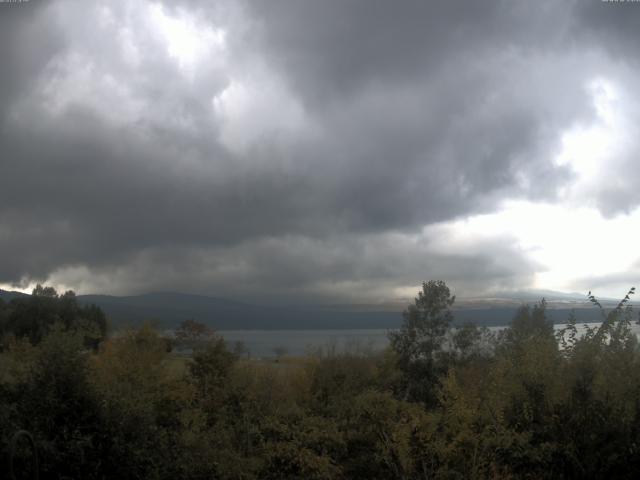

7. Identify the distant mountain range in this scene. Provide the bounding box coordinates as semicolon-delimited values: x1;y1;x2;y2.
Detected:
0;289;29;302
454;289;620;309
0;288;622;330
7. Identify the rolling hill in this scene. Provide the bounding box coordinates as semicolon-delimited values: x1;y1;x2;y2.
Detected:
73;291;613;330
1;288;618;330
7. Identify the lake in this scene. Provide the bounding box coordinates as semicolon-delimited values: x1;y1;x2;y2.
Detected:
218;329;390;357
217;322;640;358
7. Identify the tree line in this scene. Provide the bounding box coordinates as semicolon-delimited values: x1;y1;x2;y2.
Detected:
1;281;640;479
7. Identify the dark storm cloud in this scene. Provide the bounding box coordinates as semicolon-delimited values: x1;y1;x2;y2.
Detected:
0;0;637;299
233;0;593;228
46;232;538;303
0;1;64;117
241;0;570;106
575;0;640;59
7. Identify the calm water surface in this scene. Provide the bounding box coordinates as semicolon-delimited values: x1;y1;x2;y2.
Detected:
218;322;640;358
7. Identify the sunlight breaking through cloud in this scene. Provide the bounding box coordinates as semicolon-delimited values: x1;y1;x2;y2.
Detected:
149;2;227;74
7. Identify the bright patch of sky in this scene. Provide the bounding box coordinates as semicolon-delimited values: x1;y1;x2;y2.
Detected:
446;201;640;297
149;3;227;74
554;77;630;205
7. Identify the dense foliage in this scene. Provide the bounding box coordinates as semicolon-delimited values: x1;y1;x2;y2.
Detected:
0;285;107;349
2;282;640;479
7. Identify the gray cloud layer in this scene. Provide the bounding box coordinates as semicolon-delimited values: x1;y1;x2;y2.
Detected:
1;0;639;302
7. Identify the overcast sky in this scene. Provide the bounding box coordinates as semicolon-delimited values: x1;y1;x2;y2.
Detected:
1;0;640;304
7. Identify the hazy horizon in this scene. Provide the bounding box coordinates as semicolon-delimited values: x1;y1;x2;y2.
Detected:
0;284;625;310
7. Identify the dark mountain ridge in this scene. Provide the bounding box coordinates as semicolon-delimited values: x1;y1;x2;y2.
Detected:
77;292;399;330
0;288;619;330
0;289;29;302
